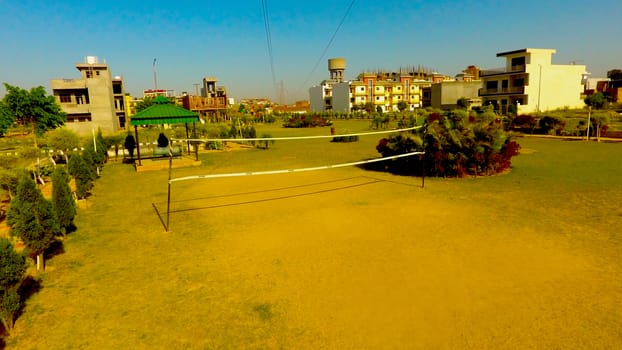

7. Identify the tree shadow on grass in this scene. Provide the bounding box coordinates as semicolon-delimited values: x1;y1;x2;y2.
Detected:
0;325;6;349
46;240;65;261
16;276;42;319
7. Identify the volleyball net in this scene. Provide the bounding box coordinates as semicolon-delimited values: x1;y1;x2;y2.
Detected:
157;125;425;231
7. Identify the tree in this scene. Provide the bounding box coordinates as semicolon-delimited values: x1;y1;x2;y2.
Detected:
607;69;622;81
95;128;108;163
51;168;76;237
584;92;606;109
6;174;59;271
397;100;408;112
44;128;81;163
1;83;66;146
0;238;26;332
68;153;94;199
0;168;28;200
590;112;611;141
135;96;154;113
0;101;15;136
0;289;21;332
83;130;106;175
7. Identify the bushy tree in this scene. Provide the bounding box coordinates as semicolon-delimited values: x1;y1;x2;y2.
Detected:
584;92;607;109
397;100;408;112
44;128;81;163
68;153;94;199
590;112;611;140
51;168;76;237
0;238;26;332
0;168;28;200
6;174;59;271
1;83;66;145
0;101;15;136
135;96;154;112
538;115;566;135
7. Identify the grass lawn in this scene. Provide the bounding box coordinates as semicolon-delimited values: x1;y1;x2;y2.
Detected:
3;123;622;349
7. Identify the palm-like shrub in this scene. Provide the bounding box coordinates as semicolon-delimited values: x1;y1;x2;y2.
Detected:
376;111;520;177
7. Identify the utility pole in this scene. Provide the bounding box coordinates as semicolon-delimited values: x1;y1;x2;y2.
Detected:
153;58;158;91
279;80;285;105
586;105;591;141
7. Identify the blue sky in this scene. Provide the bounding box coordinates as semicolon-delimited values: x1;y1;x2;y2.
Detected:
1;0;620;103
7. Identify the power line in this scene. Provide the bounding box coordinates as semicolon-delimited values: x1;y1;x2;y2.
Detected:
297;0;357;95
261;0;278;99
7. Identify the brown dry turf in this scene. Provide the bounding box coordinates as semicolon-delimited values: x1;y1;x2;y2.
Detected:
4;137;622;349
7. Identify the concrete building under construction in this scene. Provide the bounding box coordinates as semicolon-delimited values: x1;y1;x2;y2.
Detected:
50;56;126;135
181;77;228;122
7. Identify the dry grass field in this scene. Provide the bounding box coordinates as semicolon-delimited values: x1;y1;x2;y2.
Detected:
3;126;622;349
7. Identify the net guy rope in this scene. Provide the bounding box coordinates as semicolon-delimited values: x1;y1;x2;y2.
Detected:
161;125;425;231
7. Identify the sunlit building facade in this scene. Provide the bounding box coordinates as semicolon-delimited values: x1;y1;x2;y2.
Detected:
50;56;125;135
479;48;587;114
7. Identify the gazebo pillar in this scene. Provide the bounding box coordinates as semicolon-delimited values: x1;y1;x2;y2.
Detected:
134;125;142;166
185;123;191;154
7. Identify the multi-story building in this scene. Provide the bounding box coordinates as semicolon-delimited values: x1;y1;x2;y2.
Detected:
143;89;171;98
333;73;429;113
309;58;346;112
310;58;432;113
180;77;228;121
479;48;587;114
51;56;125;134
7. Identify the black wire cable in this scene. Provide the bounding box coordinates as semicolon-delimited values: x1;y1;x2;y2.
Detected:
297;0;357;95
261;0;278;98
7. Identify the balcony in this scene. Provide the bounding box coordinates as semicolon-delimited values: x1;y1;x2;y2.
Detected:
479;86;525;96
480;65;526;77
51;79;87;89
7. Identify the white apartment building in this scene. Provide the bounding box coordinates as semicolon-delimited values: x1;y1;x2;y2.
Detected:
479;48;587;114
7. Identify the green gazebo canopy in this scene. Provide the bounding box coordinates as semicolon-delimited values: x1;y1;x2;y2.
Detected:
130;96;199;125
129;96;200;166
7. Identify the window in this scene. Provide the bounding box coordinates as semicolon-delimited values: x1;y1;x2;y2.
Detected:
514;78;525;87
59;94;71;103
486;81;498;90
86;70;93;78
511;57;525;66
67;113;92;122
112;83;122;94
502;80;509;89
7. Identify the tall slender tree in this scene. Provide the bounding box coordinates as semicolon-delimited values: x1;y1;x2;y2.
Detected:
6;174;59;271
0;238;26;332
51;168;76;237
68;153;94;199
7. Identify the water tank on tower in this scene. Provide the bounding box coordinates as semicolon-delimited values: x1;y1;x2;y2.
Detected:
328;58;346;82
